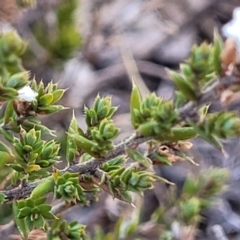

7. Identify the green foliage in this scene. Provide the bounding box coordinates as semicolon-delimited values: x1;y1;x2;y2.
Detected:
9;127;60;180
69;95;119;158
30;79;67;115
151;168;228;238
30;0;81;62
0;31;26;76
0;193;5;204
15;197;56;235
170;32;223;108
53;172;87;203
190;111;240;152
30;176;55;199
91;168;228;240
130;80;142;129
48;218;86;240
0;28;238;240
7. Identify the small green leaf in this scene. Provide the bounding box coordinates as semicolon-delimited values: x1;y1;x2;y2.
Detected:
39;93;54;105
41;211;57;220
30;176;55;199
0;127;14;142
0;193;6;203
212;29;223;75
130;80;142;129
4;100;15;125
34;197;47;206
126;148;152;168
52;89;66;104
18;207;32;218
37;105;66;114
25;216;34;232
162;127;197;142
168;70;197;101
9;163;24;172
7;72;29;89
68;133;100;157
137;121;160;137
37;204;51;213
13;201;29;240
26;165;41;172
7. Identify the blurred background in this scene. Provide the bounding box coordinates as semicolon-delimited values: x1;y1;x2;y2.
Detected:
1;0;240;239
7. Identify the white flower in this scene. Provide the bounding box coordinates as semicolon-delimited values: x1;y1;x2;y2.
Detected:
18;85;38;102
222;7;240;49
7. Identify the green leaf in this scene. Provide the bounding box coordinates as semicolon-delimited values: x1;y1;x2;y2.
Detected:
37;204;52;213
52;89;66;104
41;211;57;220
7;72;29;89
17;200;26;209
0;127;14;142
0;140;13;154
168;70;197;101
39;93;54;105
2;87;18;98
33;215;45;229
162;127;197;142
0;193;6;203
34;197;47;206
37;104;66;114
68;133;100;157
26;165;41;173
13;201;29;240
126;148;152;168
130;80;142;129
25;216;34;232
9;163;24;172
30;176;55;199
4;100;15;125
0;151;15;170
137;121;160;137
180;197;201;224
18;207;32;218
153;153;172;165
212;30;223;75
25;199;34;208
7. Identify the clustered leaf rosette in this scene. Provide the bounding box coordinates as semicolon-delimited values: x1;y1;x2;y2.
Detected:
16;197;56;231
30;79;66;115
129;32;223;141
190;111;240;152
130;85;196;142
48;218;86;240
54;172;87;204
0;31;29;104
68;95;119;159
149;168;228;239
178;168;228;225
101;158;171;203
0;31;26;77
169;31;223;108
0;81;66;139
9;127;60;180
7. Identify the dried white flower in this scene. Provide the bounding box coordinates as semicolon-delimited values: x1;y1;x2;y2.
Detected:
222;7;240;49
18;85;38;102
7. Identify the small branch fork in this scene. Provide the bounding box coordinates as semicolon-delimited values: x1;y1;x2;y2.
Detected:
1;75;240;202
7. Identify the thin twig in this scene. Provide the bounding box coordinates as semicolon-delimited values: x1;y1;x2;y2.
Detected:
1;135;150;201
